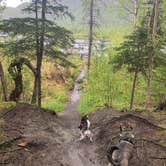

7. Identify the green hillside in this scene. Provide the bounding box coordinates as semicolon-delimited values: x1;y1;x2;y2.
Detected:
1;0;126;31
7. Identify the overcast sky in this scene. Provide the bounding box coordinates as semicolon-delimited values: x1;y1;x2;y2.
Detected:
3;0;29;7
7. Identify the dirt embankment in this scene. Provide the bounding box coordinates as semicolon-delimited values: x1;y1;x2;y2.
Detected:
0;104;65;166
0;104;166;166
90;109;166;166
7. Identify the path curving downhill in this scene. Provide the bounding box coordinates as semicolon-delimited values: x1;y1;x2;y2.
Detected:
58;70;101;166
0;70;102;166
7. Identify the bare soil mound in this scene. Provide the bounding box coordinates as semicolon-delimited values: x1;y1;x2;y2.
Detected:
0;103;100;166
0;103;67;166
0;104;166;166
90;109;166;166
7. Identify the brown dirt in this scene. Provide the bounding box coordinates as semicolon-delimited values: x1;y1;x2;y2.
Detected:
0;71;166;166
90;109;166;166
0;102;99;166
0;105;166;166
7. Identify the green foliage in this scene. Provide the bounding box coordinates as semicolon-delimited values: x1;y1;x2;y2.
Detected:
114;27;152;74
0;0;76;104
0;18;73;58
42;91;68;112
78;53;134;114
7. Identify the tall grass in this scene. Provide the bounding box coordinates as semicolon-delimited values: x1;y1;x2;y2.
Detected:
78;49;160;114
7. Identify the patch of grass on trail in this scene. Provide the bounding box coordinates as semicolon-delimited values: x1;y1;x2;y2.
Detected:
42;91;68;112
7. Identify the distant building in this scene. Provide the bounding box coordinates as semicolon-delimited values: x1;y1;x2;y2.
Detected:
72;38;110;57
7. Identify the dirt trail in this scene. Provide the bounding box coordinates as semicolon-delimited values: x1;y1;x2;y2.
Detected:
0;70;102;166
2;70;165;166
58;70;101;166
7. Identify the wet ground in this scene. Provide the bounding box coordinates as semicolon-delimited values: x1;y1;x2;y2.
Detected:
0;71;166;166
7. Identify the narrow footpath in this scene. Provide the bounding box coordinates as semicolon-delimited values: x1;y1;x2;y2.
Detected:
58;70;101;166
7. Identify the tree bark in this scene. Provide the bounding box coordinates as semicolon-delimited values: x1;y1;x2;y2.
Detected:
87;0;94;75
31;75;38;104
8;62;23;102
145;0;159;111
37;0;46;107
8;58;36;102
0;62;8;101
130;70;138;110
31;0;40;105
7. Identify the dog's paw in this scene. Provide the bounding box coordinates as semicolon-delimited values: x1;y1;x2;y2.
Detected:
89;137;93;143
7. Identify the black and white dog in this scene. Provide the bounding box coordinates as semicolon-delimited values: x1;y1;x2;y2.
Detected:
107;123;135;166
78;115;93;142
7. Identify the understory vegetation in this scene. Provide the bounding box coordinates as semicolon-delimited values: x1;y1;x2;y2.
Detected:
0;56;80;112
78;54;166;114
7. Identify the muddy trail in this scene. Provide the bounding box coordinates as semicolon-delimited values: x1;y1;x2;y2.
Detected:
0;71;166;166
0;71;101;166
58;70;101;166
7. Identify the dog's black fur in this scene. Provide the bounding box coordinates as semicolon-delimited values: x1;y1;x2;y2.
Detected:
78;115;93;142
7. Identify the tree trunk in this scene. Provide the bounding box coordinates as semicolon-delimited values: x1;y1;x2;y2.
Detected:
0;62;8;101
87;0;94;75
133;0;138;28
31;75;38;104
146;57;154;111
145;0;159;111
130;70;138;110
31;0;40;105
37;0;46;107
8;58;36;102
8;63;23;102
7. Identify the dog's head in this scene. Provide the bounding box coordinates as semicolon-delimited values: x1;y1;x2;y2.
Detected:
119;122;135;144
78;115;89;130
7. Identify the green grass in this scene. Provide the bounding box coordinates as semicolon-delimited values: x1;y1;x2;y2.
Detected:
0;101;16;110
42;99;66;112
42;91;68;112
78;51;149;114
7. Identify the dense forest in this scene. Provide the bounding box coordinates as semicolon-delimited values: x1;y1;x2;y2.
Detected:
0;0;166;166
